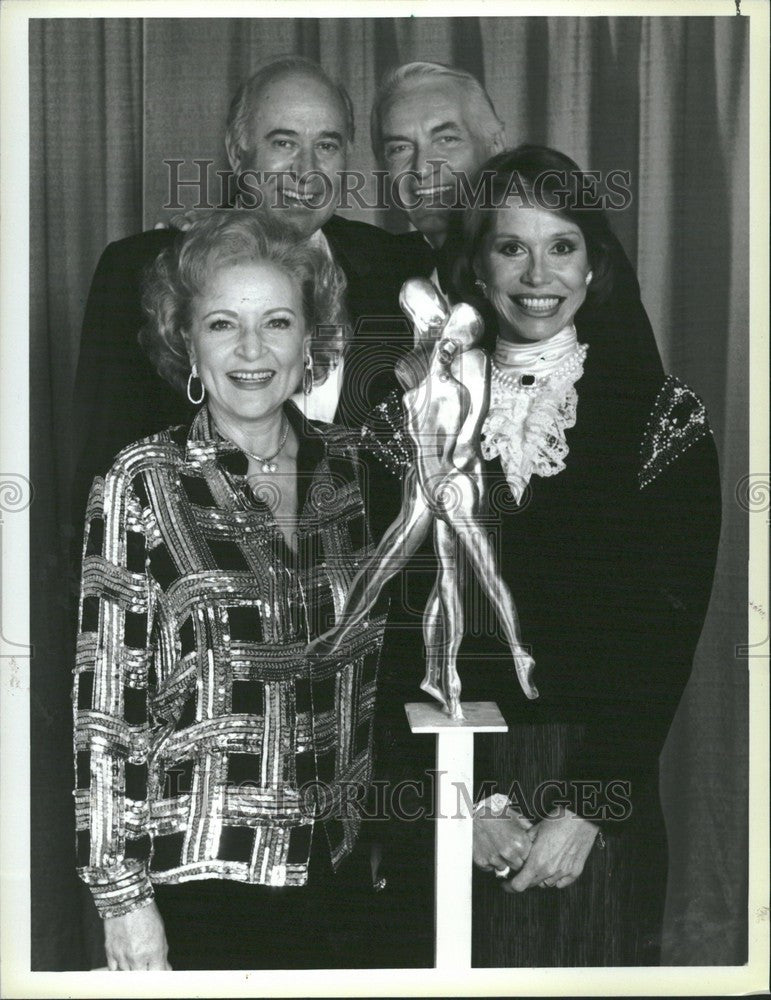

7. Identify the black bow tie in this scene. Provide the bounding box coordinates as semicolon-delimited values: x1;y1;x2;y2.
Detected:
405;230;460;300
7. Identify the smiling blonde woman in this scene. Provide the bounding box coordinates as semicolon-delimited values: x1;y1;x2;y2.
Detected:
72;210;391;971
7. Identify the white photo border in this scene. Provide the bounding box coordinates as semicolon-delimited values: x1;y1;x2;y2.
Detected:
1;0;768;996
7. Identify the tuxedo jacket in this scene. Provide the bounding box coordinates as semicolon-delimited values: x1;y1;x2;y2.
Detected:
69;214;429;524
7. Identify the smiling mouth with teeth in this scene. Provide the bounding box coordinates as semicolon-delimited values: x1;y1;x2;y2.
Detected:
414;184;453;198
228;370;275;385
281;189;322;206
511;295;564;315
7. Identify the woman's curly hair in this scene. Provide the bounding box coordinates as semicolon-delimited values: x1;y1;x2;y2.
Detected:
140;210;349;395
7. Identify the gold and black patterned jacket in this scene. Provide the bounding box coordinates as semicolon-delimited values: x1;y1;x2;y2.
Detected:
73;404;386;918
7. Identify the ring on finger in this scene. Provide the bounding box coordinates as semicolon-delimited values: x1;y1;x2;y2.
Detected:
494;865;512;880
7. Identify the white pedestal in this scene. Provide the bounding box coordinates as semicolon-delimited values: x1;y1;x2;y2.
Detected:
405;701;508;970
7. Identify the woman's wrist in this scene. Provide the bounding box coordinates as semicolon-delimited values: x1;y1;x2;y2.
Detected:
102;893;156;923
81;861;155;919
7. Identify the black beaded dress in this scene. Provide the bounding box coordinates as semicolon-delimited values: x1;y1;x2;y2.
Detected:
364;235;721;968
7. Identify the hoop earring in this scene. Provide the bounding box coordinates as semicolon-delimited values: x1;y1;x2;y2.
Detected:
585;270;594;287
302;354;314;396
474;278;487;295
187;363;205;405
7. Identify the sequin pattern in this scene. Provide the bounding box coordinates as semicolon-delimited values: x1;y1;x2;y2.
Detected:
72;407;386;917
357;389;413;474
639;376;711;490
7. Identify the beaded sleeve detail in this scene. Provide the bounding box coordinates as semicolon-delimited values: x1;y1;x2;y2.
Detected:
639;376;711;490
356;389;412;475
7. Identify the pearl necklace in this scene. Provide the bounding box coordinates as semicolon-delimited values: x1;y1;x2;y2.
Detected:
217;416;290;473
491;343;588;395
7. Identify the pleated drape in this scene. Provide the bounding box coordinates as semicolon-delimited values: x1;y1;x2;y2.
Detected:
635;17;750;965
29;15;749;969
29;19;145;971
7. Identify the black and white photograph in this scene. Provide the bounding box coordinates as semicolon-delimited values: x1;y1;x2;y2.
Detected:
0;0;768;995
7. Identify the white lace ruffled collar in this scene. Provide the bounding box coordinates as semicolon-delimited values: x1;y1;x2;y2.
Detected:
481;326;588;503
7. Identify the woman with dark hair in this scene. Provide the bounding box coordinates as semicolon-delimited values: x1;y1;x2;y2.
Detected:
449;146;722;965
71;210;390;971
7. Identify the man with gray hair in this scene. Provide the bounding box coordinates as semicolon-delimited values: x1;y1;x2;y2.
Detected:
69;56;435;970
71;56;424;521
223;55;354;242
368;59;665;969
370;60;653;328
372;61;505;258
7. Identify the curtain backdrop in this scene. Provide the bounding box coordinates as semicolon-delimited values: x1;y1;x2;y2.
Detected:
29;15;749;970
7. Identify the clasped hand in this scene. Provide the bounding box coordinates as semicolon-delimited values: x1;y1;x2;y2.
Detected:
473;800;599;892
472;794;535;875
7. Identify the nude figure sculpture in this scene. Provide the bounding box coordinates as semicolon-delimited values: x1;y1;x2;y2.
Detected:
313;278;537;719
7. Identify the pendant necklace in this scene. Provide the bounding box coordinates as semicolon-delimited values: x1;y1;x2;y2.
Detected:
220;416;290;473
